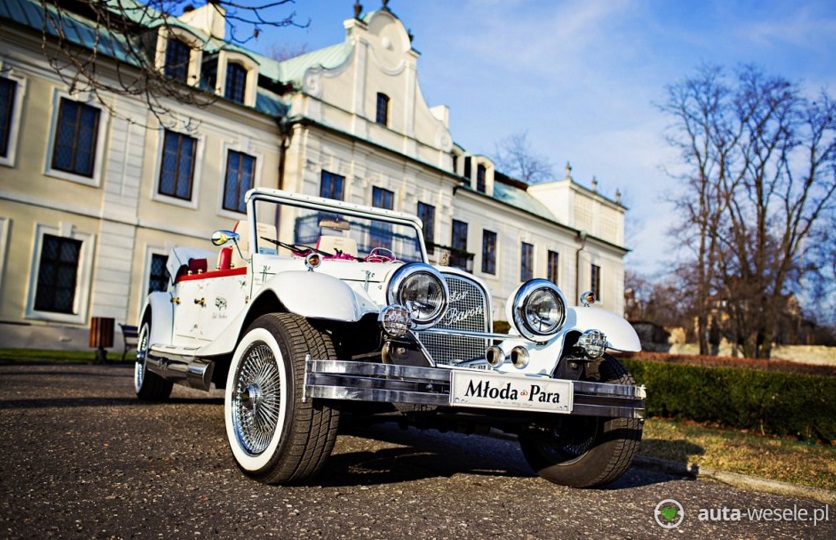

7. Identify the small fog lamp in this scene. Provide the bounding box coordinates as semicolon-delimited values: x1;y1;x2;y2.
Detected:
379;305;412;338
578;329;607;359
485;345;505;367
511;346;530;369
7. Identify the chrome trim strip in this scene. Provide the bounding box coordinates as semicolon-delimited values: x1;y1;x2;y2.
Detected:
307;385;450;406
574;381;647;399
307;359;451;382
417;327;515;341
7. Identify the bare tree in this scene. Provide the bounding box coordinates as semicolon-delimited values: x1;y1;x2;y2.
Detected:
662;64;836;358
37;0;304;123
493;131;554;184
267;43;308;62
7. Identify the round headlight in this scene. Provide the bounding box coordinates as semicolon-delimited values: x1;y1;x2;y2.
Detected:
511;279;566;341
387;263;449;329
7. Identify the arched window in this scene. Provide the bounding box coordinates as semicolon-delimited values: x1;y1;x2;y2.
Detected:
164;39;190;83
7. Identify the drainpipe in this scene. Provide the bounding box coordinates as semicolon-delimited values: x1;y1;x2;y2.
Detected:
276;116;291;190
575;230;587;302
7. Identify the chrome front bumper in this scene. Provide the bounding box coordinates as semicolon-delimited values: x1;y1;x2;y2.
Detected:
303;357;646;419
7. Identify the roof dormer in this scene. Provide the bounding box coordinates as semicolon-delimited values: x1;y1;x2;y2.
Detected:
464;155;495;197
216;50;259;106
154;26;203;87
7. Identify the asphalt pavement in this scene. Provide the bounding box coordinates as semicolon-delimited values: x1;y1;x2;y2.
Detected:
0;363;832;539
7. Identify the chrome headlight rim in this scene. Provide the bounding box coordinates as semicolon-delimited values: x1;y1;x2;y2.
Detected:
386;263;449;330
512;279;567;342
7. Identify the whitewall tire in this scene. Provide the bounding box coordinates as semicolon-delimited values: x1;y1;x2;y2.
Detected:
224;313;339;484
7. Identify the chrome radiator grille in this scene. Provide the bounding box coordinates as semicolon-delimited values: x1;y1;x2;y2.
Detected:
417;273;490;366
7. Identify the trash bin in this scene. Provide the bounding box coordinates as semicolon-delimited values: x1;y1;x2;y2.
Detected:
89;317;114;363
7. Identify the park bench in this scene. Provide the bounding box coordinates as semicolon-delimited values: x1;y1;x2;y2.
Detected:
119;323;138;361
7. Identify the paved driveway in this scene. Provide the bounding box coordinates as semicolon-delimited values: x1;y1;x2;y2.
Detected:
0;363;831;538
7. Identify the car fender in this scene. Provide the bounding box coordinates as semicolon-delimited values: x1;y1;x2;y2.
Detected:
139;292;174;347
195;270;379;358
564;307;641;352
264;270;378;321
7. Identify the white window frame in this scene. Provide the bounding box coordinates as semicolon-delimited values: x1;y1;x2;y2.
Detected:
0;217;9;300
216;50;259;106
0;63;26;169
152;126;204;209
154;26;203;86
43;89;110;187
216;143;263;220
141;245;172;301
25;222;95;324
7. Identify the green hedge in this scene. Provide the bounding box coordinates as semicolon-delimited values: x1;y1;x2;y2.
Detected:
621;359;836;442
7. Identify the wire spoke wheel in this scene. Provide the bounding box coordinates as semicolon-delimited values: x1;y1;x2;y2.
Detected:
224;313;339;484
232;343;283;456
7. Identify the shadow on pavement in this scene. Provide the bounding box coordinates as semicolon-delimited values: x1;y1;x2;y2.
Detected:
0;396;224;409
312;419;682;490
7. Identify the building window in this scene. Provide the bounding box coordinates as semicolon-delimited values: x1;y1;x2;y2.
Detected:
375;92;389;126
548;250;559;284
320;171;345;200
223;150;255;213
482;230;497;275
520;242;534;281
34;234;82;314
164;39;190;82
158;130;197;200
591;263;601;299
371;186;395;249
225;62;247;103
148;253;170;293
476;164;486;193
372;186;394;210
51;98;100;178
417;202;435;253
451;219;468;269
0;77;16;158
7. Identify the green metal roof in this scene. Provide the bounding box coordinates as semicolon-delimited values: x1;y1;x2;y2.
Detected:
260;42;354;87
1;0;286;117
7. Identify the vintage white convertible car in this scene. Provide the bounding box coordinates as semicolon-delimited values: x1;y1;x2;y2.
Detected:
135;188;645;488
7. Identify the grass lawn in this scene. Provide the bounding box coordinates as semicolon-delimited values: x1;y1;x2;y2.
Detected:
0;349;134;364
641;418;836;491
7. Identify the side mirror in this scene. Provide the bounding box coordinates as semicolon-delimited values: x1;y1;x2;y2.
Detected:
212;230;239;247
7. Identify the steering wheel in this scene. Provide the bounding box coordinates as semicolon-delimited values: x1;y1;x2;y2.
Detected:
365;247;396;263
260;237;329;257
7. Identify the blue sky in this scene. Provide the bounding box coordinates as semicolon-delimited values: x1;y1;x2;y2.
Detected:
245;0;836;275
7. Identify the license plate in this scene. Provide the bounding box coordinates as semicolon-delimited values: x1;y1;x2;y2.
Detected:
450;371;573;414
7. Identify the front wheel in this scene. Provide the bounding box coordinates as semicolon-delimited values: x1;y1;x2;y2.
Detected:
518;355;643;488
225;313;340;484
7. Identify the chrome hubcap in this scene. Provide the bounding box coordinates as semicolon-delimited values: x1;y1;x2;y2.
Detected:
134;325;149;391
232;343;282;456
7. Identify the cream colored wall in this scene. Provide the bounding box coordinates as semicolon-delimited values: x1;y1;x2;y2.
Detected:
0;30;282;342
452;192;595;320
298;10;454;175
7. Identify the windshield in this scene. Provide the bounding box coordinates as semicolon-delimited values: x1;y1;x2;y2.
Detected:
251;196;425;263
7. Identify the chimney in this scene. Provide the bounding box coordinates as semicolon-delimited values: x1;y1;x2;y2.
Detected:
179;1;226;39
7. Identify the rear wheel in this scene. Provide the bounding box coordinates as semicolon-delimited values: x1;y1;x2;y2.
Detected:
134;320;173;401
518;355;643;488
225;313;340;484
